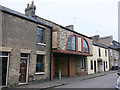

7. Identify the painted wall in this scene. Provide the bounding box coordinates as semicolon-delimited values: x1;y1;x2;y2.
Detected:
87;45;109;75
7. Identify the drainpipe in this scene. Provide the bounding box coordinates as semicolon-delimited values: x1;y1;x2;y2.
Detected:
118;50;120;72
50;27;53;81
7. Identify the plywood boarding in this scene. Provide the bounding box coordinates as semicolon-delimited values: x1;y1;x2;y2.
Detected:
52;32;57;48
58;57;68;76
71;57;75;76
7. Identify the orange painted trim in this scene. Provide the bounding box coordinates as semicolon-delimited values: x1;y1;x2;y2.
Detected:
52;28;58;32
65;33;91;55
51;55;54;80
52;50;93;56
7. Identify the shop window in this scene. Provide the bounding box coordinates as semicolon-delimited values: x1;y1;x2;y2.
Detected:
83;39;89;53
67;36;76;51
91;61;93;70
81;58;85;69
36;55;44;72
37;27;45;43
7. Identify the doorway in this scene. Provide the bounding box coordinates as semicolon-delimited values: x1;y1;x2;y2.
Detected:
19;54;29;83
104;61;105;71
94;61;96;73
0;52;9;86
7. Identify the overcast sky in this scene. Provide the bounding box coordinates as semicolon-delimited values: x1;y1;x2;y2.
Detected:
0;0;119;41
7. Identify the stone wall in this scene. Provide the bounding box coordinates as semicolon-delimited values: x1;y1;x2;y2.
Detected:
57;28;73;50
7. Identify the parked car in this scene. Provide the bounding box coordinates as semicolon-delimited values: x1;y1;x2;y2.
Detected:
116;72;120;89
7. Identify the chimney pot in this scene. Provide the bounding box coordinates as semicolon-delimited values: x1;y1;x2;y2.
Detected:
27;4;29;8
32;1;34;6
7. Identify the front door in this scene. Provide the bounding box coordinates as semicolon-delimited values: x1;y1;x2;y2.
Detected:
104;61;105;71
94;61;96;73
19;58;28;83
0;57;8;86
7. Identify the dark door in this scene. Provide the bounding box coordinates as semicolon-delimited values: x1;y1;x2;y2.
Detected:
19;58;27;83
104;61;105;71
0;57;8;86
94;61;96;73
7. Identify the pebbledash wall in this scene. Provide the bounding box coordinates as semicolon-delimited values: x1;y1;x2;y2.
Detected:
87;44;109;75
1;5;52;86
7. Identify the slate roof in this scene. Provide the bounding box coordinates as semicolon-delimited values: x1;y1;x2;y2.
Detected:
0;5;52;28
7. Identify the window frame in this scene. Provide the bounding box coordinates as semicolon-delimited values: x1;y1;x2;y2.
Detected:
91;60;93;70
105;50;107;57
67;36;76;51
83;39;89;53
106;61;107;68
36;55;45;73
99;48;101;57
37;27;45;44
81;58;85;69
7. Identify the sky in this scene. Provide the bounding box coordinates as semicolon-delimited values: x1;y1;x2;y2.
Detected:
0;0;119;41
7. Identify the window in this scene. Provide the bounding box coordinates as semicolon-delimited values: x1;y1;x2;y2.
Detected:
105;50;107;57
0;52;8;56
106;61;107;68
67;36;76;51
83;39;89;53
81;58;85;69
91;61;93;70
110;49;112;56
37;27;45;43
36;55;44;72
78;37;81;52
115;51;116;57
99;48;101;57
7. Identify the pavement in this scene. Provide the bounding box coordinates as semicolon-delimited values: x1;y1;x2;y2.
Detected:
3;70;118;89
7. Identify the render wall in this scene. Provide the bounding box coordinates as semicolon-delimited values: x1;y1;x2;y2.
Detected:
87;45;109;75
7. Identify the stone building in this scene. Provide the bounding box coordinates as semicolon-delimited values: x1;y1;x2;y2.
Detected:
36;16;93;80
0;3;52;87
87;43;109;74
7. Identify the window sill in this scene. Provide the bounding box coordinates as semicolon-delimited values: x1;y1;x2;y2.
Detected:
35;72;45;75
37;43;46;46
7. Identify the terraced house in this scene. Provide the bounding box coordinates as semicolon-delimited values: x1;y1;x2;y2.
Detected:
87;43;109;74
0;3;52;87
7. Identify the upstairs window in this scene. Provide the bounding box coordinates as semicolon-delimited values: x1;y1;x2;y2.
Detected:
67;36;76;51
37;27;45;43
83;39;89;53
110;49;112;56
99;48;101;57
105;50;107;57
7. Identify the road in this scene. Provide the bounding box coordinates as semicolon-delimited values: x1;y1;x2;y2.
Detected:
56;73;118;88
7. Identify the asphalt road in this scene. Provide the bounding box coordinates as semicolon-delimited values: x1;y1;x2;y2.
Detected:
56;73;118;88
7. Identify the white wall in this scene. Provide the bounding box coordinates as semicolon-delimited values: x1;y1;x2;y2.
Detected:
87;45;109;75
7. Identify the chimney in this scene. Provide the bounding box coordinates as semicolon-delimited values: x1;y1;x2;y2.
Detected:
66;25;74;30
92;35;100;44
25;1;36;18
